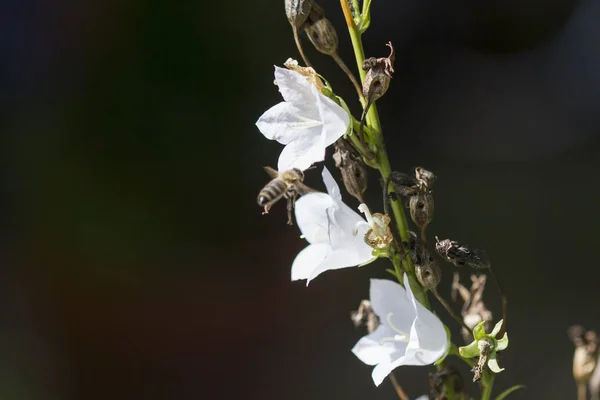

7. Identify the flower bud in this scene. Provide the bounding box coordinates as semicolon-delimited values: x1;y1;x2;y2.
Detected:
409;192;434;230
333;140;368;203
304;14;339;55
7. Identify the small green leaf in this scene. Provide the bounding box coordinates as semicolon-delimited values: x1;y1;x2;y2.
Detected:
458;340;479;358
496;332;509;351
490;319;504;337
386;268;399;279
358;0;373;34
487;350;504;373
494;385;526;400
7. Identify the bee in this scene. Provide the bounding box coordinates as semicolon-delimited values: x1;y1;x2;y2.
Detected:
257;166;316;225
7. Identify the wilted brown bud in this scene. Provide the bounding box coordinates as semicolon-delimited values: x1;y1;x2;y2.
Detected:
409;192;434;230
351;300;379;333
285;0;312;28
304;13;339;55
333;140;368;203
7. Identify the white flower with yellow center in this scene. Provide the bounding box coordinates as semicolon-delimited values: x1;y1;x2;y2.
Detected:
291;168;374;284
352;274;449;386
256;66;350;172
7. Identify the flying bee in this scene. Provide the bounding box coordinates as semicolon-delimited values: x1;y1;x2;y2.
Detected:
257;166;316;225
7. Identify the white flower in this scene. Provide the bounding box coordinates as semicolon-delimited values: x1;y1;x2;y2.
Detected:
352;274;449;386
256;66;350;172
291;167;374;283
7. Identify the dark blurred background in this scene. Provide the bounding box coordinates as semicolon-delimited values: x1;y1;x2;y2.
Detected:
1;0;600;398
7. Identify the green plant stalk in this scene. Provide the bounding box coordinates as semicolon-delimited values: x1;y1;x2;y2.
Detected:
481;370;495;400
339;0;427;307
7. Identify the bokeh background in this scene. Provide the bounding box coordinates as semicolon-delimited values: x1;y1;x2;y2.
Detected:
1;0;600;398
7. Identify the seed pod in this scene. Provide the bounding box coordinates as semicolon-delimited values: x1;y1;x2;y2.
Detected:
304;15;339;55
333;140;368;203
284;0;312;28
415;261;441;290
409;192;434;230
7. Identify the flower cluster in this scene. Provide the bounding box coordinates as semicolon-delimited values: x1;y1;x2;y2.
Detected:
253;0;512;398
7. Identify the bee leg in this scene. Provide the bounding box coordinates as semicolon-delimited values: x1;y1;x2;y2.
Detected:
286;196;295;225
262;204;271;215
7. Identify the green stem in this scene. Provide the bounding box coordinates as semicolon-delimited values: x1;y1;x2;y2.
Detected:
339;0;428;308
481;371;495;400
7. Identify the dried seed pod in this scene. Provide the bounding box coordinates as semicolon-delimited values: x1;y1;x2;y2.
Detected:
435;237;490;269
409;192;434;230
333;140;368;203
304;13;339;55
388;171;419;198
284;0;314;67
416;261;441;290
285;0;312;27
359;42;395;140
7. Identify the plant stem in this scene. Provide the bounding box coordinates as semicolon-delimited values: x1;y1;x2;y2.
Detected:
482;373;495;400
578;383;587;400
339;0;428;308
389;373;409;400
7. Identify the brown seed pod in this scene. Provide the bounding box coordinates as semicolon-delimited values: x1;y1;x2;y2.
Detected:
415;261;441;290
304;15;339;55
333;139;368;203
415;166;436;190
409;192;434;230
284;0;314;67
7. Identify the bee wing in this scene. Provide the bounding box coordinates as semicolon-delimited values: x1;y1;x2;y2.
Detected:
295;182;318;196
263;166;279;179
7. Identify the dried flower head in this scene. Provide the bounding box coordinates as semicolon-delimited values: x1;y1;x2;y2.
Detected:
568;325;598;385
452;273;493;342
283;58;324;91
358;204;393;250
333;139;368;204
415;166;436;191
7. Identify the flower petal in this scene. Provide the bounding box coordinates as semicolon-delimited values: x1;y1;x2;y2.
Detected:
314;84;350;145
496;333;509;351
369;279;415;335
322;167;342;203
487;350;504;373
306;247;372;282
352;324;407;366
403;274;449;365
274;67;320;118
277;131;326;171
295;193;334;244
291;243;330;281
256;102;298;144
371;361;398;387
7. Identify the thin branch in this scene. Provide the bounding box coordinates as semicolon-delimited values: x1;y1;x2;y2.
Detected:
389;373;409;400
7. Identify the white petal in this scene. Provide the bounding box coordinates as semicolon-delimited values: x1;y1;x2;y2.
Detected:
291;243;330;281
307;247;373;282
256;102;298;144
403;274;449;365
369;279;416;335
371;361;398;387
352;324;407;366
295;193;335;244
277;132;326;172
274;67;320;119
314;85;350;145
321;167;342;202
